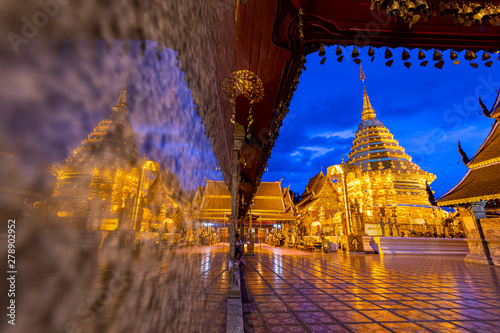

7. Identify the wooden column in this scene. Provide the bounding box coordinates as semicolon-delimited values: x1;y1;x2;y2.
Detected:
229;123;245;264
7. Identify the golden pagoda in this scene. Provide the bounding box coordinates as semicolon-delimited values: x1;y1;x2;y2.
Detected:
296;170;342;236
328;68;447;237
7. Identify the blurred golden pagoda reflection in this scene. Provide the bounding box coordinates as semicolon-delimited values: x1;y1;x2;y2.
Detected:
35;84;190;246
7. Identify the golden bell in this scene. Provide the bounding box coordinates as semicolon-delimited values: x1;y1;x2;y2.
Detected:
473;11;484;24
336;45;342;56
318;44;326;57
352;46;359;58
439;2;450;16
482;7;492;22
433;50;442;61
403;12;413;23
465;50;477;60
385;48;393;59
381;0;394;10
450;50;458;60
368;47;375;57
462;4;473;18
450;3;460;16
402;49;411;60
482;52;491;61
389;1;400;16
418;49;426;60
472;3;483;14
406;1;416;12
415;0;427;11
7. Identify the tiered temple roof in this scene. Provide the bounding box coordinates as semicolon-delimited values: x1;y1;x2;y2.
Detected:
197;180;295;223
438;91;500;206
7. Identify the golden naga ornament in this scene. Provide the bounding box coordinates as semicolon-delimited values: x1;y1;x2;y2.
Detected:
222;70;264;138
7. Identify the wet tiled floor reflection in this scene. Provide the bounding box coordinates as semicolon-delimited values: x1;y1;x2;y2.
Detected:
242;245;500;333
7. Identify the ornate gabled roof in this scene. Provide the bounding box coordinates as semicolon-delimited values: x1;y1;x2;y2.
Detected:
198;180;294;219
299;170;324;200
438;91;500;206
466;121;500;168
65;86;139;168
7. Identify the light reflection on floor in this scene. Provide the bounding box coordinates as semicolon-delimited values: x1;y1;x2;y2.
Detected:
242;245;500;333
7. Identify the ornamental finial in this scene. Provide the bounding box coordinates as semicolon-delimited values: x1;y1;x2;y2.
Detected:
360;66;366;82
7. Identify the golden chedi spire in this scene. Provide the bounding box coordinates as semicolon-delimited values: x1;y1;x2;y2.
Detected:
113;72;128;112
360;66;376;121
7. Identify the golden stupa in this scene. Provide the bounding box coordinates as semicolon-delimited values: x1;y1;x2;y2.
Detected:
328;68;447;237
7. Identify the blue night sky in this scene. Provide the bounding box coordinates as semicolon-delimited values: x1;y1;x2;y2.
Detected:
261;46;499;199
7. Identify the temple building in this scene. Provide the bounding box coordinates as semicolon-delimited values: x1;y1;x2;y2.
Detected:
437;90;500;265
45;83;188;235
296;170;342;236
327;68;447;237
194;180;295;241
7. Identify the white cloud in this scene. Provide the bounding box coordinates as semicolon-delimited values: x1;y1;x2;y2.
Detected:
312;128;356;139
300;146;335;159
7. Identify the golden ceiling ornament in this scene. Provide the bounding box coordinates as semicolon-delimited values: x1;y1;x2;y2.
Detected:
222;70;264;137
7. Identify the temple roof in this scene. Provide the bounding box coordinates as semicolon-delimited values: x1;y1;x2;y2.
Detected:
466;121;500;167
438;92;500;206
198;180;294;220
297;171;338;211
437;163;500;206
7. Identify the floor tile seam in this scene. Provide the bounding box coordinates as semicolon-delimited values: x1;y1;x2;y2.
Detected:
245;261;273;333
253;254;355;333
247;258;313;333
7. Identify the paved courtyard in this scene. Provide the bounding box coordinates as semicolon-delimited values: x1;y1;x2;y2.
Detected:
241;245;500;333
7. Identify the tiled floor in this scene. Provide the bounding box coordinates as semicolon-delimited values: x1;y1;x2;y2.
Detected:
241;245;500;333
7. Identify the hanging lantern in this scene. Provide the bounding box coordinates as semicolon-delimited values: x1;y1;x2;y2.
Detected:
318;44;326;57
418;49;426;60
352;46;360;58
402;49;410;60
432;50;442;61
385;47;393;59
336;45;342;56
